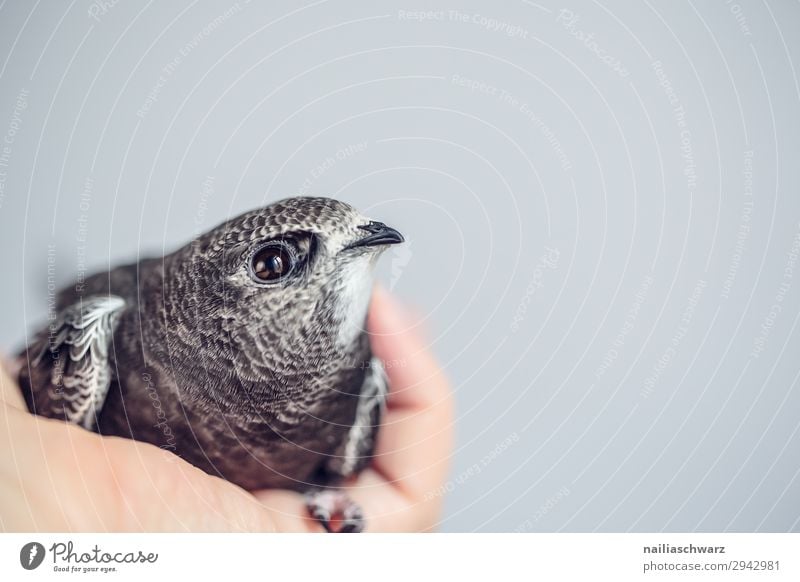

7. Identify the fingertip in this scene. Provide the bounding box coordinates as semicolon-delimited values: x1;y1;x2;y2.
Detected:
367;289;451;411
369;285;407;336
0;355;25;410
251;489;326;533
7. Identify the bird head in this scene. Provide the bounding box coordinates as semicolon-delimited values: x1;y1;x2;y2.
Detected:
165;196;404;387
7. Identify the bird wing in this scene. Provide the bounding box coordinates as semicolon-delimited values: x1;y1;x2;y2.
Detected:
332;357;389;477
20;295;126;430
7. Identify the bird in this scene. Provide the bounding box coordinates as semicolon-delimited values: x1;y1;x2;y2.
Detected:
17;196;405;533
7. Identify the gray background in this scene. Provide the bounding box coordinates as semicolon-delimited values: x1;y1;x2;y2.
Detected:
1;0;799;532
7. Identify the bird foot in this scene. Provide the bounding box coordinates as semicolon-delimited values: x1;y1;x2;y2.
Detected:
304;489;364;533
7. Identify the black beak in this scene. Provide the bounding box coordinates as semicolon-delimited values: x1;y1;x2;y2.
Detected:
345;221;405;250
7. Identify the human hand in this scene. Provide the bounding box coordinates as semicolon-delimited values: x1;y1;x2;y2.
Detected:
0;288;453;532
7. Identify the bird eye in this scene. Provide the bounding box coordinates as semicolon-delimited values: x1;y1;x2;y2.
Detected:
249;244;294;283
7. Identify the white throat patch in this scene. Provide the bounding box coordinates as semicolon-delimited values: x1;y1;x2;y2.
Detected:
334;256;374;348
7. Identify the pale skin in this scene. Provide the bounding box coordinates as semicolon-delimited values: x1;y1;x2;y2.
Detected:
0;287;453;532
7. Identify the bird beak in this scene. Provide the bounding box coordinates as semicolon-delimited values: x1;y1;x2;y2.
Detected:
344;221;405;250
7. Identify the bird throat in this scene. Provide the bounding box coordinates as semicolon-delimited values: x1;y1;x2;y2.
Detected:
333;257;375;349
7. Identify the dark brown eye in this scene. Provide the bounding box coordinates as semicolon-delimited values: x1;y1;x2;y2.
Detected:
250;244;294;282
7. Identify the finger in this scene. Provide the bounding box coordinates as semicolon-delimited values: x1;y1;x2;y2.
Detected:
368;286;450;410
1;402;319;532
344;469;421;532
101;436;323;532
370;403;453;508
250;489;325;533
0;356;25;409
364;288;454;518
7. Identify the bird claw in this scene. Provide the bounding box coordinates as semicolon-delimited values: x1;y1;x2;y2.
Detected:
305;490;364;533
339;503;364;533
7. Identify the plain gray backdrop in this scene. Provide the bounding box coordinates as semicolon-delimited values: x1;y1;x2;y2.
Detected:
1;0;799;532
